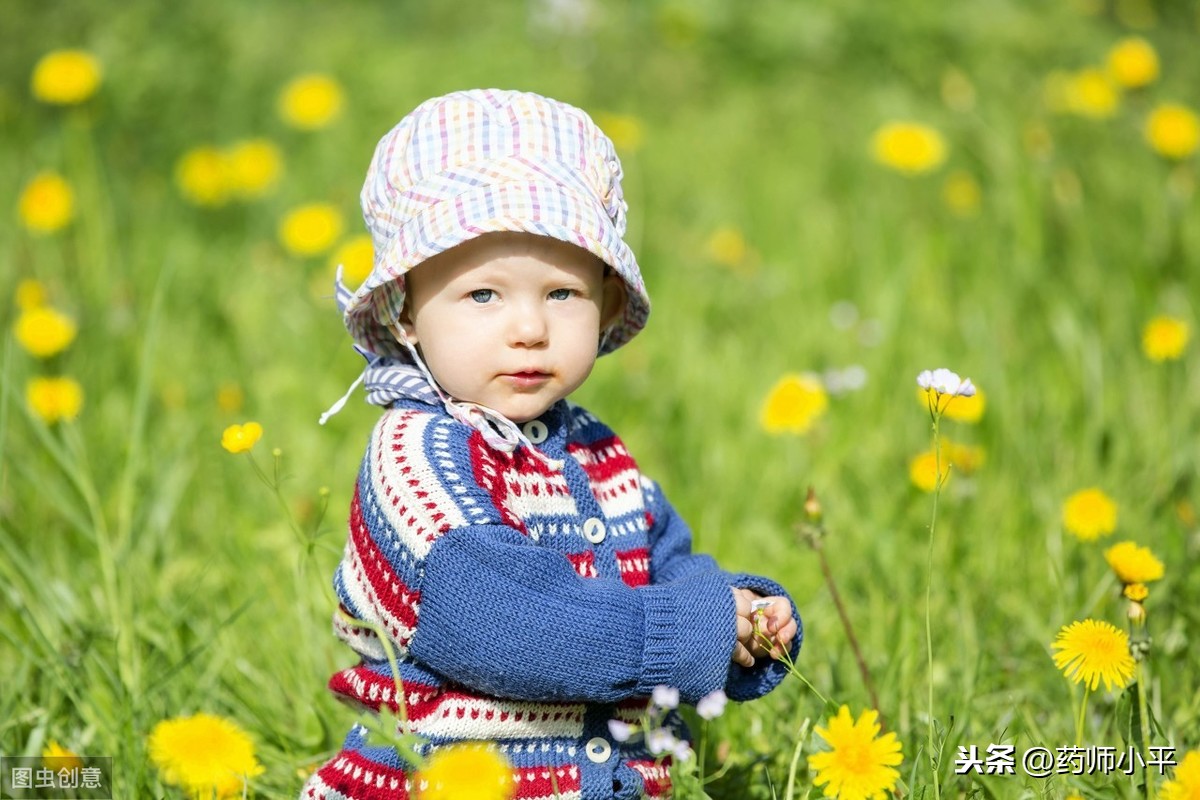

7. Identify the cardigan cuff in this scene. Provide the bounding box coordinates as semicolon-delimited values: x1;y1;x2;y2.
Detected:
635;571;738;703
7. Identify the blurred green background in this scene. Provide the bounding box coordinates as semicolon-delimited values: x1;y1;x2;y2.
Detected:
3;0;1199;797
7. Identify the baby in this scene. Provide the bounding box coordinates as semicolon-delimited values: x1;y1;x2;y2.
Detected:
305;89;800;800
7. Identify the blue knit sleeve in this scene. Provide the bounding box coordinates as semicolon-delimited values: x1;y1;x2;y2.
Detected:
642;477;725;583
642;478;803;701
409;523;740;704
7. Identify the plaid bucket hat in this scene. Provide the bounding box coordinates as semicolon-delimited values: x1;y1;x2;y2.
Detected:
342;88;650;361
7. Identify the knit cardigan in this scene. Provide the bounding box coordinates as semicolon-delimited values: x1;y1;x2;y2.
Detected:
302;398;801;800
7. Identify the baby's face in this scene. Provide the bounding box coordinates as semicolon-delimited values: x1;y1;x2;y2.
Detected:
398;232;625;423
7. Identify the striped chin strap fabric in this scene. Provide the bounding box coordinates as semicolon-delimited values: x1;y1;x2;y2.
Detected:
319;269;564;470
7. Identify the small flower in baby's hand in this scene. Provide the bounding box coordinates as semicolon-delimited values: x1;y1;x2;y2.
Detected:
916;368;975;398
646;728;678;756
696;689;728;720
651;685;679;710
221;422;263;454
607;719;633;743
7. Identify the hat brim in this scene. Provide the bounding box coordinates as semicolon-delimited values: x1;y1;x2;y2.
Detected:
344;180;650;360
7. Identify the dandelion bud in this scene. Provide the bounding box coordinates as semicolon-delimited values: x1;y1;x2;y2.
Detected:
804;487;823;523
273;447;283;458
1123;582;1149;602
1127;600;1146;625
319;486;331;497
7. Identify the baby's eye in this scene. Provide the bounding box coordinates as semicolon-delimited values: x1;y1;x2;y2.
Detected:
470;289;494;303
548;288;574;301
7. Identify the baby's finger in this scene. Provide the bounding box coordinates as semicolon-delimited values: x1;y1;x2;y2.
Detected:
748;634;773;659
769;620;799;657
736;615;753;644
775;618;798;646
764;599;792;631
732;588;752;618
731;642;755;668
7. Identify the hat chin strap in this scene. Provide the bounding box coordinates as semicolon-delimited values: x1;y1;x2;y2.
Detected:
386;323;564;470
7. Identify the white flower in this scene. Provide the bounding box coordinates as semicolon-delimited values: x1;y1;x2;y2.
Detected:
696;689;728;720
607;719;633;742
651;685;679;710
672;740;693;761
646;727;678;755
917;368;976;397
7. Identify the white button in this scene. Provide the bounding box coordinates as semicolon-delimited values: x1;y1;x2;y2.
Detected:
585;737;612;763
582;518;606;544
522;420;549;444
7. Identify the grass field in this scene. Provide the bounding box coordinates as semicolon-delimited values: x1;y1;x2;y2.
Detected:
3;1;1199;797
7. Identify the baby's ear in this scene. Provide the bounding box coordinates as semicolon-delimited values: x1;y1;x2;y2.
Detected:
392;302;419;346
600;272;626;333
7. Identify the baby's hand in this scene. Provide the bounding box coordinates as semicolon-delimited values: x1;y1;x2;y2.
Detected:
730;588;757;667
736;590;797;662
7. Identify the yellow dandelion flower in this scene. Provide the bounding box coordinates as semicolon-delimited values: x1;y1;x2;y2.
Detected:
226;139;283;199
216;382;245;414
596;112;644;153
27;377;84;424
807;706;903;800
760;374;828;435
908;450;950;493
417;744;514;800
870;122;947;175
942;170;981;218
42;741;84;771
331;234;375;287
279;73;345;130
280;203;343;257
14;306;77;358
706;226;748;269
1051;619;1135;692
1142;315;1190;362
1106;37;1158;88
1145;104;1200;160
16;278;48;310
1061;488;1118;541
1123;582;1149;602
1064;69;1119;119
147;712;264;799
221;422;263;454
1104;541;1164;585
176;146;232;207
1161;748;1200;800
31;49;101;105
18;172;75;234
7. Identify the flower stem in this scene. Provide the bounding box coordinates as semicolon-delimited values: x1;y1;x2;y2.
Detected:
926;411;943;800
1075;685;1090;747
783;718;811;800
813;540;885;728
1136;661;1154;799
